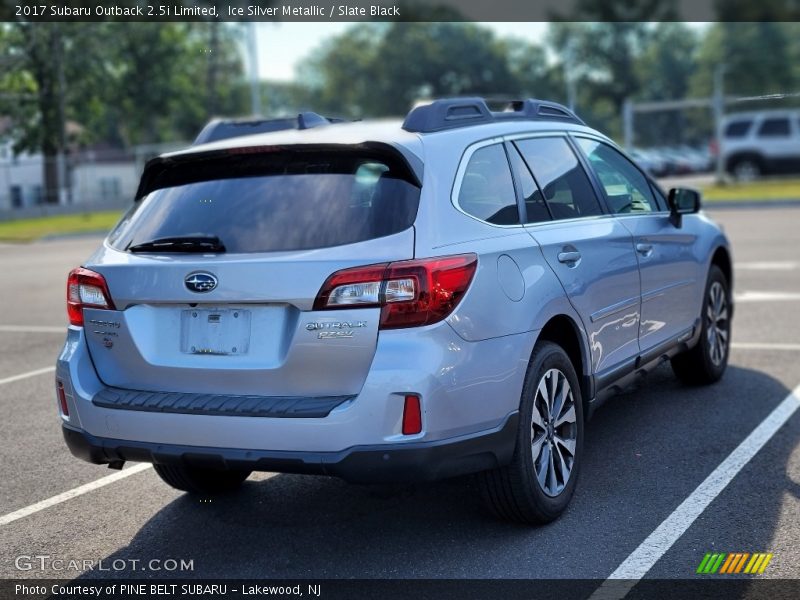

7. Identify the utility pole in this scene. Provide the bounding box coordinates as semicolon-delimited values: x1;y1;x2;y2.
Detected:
247;22;261;116
712;65;727;184
56;26;68;204
564;40;577;112
623;99;634;150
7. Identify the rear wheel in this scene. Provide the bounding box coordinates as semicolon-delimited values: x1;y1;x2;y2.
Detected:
153;464;251;494
671;265;731;385
731;157;761;181
477;341;584;525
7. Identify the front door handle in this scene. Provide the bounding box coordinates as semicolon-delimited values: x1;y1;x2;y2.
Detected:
636;242;653;256
558;251;582;263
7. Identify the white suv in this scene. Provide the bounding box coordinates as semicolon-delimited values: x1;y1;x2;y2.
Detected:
720;109;800;180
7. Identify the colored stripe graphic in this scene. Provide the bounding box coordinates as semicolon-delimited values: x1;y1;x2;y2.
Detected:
758;554;773;573
719;553;737;574
697;552;772;574
696;553;712;574
734;553;750;573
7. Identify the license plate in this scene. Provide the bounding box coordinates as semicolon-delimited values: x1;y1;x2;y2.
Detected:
180;309;251;355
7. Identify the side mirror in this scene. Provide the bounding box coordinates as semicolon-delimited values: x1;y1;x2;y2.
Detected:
667;187;701;227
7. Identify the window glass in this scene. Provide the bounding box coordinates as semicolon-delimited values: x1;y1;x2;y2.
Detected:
575;138;658;214
758;118;790;137
514;137;602;220
507;145;551;223
724;120;752;138
457;144;520;225
109;150;420;253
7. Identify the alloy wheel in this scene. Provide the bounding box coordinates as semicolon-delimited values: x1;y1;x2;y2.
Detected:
706;281;729;366
531;368;578;497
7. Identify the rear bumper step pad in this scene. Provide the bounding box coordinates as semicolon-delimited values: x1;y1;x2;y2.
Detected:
92;387;353;418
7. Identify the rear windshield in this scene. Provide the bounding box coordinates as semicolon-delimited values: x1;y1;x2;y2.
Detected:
109;149;420;253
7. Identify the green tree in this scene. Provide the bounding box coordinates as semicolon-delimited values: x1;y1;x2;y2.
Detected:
689;22;796;99
633;23;699;145
0;21;248;203
547;0;679;136
299;22;555;118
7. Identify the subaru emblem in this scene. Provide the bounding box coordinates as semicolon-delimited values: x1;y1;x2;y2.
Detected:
185;272;217;293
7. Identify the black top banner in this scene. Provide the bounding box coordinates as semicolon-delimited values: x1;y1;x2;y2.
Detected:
2;0;800;23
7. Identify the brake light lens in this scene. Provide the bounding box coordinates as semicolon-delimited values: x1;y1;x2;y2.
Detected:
67;267;115;327
314;254;477;329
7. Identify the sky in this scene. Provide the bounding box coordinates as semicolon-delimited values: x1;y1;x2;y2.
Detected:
254;22;552;81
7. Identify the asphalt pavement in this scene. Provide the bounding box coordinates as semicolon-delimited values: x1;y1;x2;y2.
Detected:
0;207;798;585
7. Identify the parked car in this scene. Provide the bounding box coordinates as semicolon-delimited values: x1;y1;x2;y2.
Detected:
58;97;733;524
628;148;669;177
193;113;347;145
719;109;800;180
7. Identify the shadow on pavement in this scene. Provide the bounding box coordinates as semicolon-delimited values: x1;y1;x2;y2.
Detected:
75;364;794;581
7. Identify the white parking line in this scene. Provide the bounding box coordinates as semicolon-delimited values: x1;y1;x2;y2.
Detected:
735;291;800;303
590;382;800;599
735;261;797;271
0;464;152;527
0;366;55;386
732;342;800;351
0;325;65;333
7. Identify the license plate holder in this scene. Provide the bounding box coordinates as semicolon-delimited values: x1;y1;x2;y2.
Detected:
180;309;251;355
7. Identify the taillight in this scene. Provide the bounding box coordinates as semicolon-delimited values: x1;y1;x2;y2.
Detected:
67;267;115;327
314;254;477;329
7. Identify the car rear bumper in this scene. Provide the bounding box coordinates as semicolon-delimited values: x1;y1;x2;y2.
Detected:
56;325;533;454
62;412;518;483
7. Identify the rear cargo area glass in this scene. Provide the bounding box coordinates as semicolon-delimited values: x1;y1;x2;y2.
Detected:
110;149;420;253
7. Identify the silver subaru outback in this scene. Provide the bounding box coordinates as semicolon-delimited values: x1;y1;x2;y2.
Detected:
57;98;733;524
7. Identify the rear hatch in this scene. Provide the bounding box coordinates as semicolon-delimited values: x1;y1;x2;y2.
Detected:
83;144;421;397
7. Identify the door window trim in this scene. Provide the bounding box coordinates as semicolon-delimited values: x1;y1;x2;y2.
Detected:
505;131;610;224
569;133;671;216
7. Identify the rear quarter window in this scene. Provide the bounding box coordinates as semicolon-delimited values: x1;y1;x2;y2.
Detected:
757;118;791;137
109;149;420;253
456;144;520;225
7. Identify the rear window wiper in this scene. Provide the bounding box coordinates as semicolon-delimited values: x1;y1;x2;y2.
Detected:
126;235;226;253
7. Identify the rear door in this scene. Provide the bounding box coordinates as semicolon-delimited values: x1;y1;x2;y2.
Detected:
510;135;642;377
83;146;421;396
573;137;700;353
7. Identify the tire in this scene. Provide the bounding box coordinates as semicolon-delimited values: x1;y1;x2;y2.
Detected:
730;157;761;182
153;464;251;495
671;265;731;385
477;341;584;525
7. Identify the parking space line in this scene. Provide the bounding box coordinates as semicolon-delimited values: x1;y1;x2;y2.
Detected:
590;382;800;599
732;342;800;351
0;366;55;386
735;291;800;303
0;464;152;527
0;325;65;333
735;261;797;271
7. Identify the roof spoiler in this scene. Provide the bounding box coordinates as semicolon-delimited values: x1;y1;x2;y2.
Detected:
402;97;585;133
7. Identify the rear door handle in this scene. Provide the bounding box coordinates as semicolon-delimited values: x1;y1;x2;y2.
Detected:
558;251;582;263
636;242;653;256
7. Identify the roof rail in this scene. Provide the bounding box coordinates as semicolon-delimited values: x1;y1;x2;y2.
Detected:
401;97;585;133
